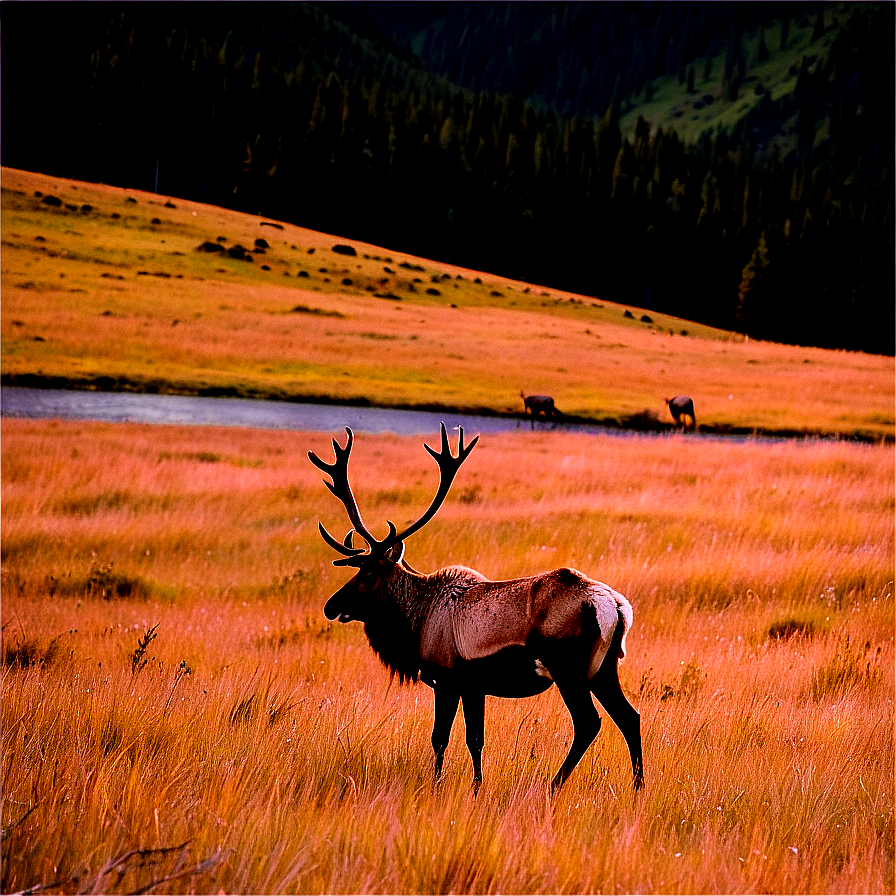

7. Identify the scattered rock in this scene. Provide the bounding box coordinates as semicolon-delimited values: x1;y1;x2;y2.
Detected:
332;244;357;256
254;238;269;249
260;221;284;230
40;195;62;207
197;241;225;253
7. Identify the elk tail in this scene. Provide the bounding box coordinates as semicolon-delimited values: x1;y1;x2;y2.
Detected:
589;595;633;679
613;597;633;661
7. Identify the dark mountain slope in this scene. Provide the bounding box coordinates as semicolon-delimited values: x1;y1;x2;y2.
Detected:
1;2;891;352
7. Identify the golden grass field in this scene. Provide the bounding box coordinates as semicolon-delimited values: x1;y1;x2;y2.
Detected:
2;166;893;441
2;418;893;894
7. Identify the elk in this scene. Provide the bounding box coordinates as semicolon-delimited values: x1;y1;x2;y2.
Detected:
308;424;643;795
665;395;697;430
520;391;565;427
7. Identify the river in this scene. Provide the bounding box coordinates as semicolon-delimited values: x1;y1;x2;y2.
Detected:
0;386;630;438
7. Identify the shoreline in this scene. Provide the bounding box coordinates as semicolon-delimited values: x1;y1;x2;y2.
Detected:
3;372;891;445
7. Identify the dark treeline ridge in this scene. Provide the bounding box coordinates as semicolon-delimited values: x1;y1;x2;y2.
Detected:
2;2;892;353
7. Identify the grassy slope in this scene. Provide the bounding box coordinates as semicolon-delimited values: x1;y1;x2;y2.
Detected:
1;166;893;440
619;6;845;145
2;419;893;894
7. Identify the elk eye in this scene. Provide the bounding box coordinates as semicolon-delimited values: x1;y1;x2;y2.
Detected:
359;569;378;588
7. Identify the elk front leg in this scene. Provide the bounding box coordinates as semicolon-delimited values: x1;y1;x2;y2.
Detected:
432;687;460;783
461;691;485;795
550;680;602;795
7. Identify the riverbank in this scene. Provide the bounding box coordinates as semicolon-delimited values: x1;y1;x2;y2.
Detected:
3;373;891;444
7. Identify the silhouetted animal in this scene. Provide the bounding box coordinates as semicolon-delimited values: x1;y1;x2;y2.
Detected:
520;391;565;427
665;395;697;430
309;424;643;796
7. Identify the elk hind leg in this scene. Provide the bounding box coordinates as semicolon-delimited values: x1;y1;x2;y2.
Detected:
432;687;460;782
591;659;643;789
462;691;485;795
550;681;601;795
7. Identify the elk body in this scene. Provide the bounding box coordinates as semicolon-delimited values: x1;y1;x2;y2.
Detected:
309;424;643;795
665;395;697;429
520;391;565;427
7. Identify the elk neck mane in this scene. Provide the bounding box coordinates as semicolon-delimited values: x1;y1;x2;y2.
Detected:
362;562;486;684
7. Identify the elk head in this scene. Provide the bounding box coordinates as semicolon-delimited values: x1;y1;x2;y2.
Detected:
308;423;479;623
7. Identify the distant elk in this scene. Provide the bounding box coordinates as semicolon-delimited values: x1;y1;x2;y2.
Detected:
665;395;697;430
309;424;643;795
520;391;565;427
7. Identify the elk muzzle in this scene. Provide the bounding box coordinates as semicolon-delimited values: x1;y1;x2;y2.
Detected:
324;581;360;623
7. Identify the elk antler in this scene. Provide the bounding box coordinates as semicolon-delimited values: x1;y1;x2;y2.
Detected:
385;422;478;548
308;427;378;564
309;423;478;566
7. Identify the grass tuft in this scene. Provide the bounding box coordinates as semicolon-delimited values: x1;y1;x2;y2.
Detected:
3;632;65;669
810;633;884;701
767;615;822;641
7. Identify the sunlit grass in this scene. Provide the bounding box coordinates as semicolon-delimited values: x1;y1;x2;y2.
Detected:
2;419;893;893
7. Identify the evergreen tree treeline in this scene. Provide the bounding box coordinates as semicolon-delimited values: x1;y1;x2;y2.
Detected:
1;2;892;353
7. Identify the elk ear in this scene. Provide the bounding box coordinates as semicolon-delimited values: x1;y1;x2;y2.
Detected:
385;541;405;564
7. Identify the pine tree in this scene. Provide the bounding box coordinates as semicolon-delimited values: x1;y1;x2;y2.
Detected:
756;21;770;63
780;9;790;50
735;231;771;333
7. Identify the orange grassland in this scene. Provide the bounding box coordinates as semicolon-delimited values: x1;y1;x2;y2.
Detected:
2;166;893;440
1;419;893;894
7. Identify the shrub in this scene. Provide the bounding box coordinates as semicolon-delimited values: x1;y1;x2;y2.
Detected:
767;616;821;641
3;633;64;669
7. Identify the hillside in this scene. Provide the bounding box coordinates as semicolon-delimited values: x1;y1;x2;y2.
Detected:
1;167;892;442
0;2;891;353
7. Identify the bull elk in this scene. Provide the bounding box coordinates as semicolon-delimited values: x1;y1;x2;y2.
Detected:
308;424;643;795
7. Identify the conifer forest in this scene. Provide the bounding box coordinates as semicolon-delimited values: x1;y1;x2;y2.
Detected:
2;2;892;352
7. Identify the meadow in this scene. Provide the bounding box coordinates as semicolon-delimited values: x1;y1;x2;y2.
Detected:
2;418;893;894
2;166;893;441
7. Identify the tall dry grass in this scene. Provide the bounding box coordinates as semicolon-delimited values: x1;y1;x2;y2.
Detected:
2;419;893;893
